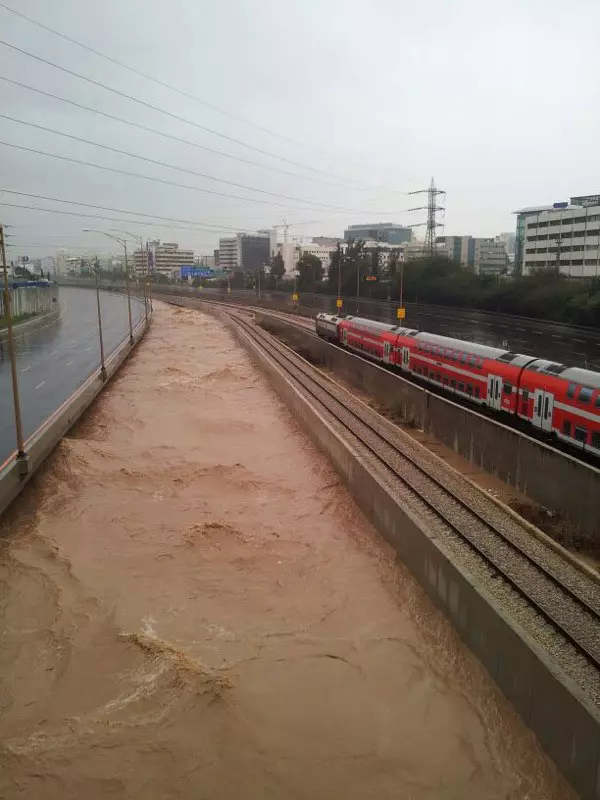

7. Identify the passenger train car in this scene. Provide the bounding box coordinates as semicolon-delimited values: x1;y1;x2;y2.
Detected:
315;312;600;459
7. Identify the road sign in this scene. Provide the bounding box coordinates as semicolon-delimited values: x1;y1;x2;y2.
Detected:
292;293;299;301
397;307;406;320
336;298;343;309
363;274;378;282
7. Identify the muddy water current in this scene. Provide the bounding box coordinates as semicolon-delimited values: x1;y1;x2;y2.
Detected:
0;304;573;799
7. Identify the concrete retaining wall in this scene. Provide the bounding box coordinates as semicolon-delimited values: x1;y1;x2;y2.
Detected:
0;312;150;518
1;284;59;319
222;307;600;800
255;312;600;547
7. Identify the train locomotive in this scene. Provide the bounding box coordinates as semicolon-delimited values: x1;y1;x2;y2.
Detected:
315;312;600;459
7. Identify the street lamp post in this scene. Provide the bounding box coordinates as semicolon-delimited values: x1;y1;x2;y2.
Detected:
93;258;107;381
0;224;27;469
83;229;134;344
112;230;150;321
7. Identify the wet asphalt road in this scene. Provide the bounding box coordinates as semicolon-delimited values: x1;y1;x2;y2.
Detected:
0;287;145;466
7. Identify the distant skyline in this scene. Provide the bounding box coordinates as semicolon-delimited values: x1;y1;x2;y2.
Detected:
1;0;599;260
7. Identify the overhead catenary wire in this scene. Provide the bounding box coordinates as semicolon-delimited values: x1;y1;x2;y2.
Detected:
0;38;410;195
0;2;410;194
0;113;411;215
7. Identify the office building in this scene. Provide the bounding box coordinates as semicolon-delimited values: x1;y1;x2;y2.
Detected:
436;235;508;276
132;241;194;278
514;194;600;277
344;222;413;245
292;243;333;272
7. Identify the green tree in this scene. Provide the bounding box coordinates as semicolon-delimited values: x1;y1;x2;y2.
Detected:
297;253;323;292
269;252;286;289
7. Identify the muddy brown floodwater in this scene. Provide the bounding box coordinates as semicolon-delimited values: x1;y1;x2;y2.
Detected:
0;303;574;800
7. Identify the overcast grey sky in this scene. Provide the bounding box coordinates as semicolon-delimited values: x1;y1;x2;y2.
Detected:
1;0;599;259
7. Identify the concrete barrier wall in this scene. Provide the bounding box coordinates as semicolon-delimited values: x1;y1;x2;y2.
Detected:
0;312;150;518
223;308;600;800
255;313;600;546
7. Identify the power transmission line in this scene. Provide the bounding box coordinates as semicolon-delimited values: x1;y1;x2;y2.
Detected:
0;2;410;193
0;113;405;215
0;2;331;157
0;188;257;232
0;76;387;195
0;37;410;195
0;139;367;212
0;200;249;234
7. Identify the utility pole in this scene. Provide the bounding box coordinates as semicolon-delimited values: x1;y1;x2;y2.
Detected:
408;177;446;255
555;237;563;274
336;242;343;315
0;224;27;468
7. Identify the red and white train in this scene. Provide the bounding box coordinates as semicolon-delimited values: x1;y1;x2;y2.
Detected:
315;313;600;459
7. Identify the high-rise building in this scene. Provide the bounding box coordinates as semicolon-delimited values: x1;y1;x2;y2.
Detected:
514;194;600;278
218;233;271;273
132;241;194;277
218;237;238;272
344;223;412;245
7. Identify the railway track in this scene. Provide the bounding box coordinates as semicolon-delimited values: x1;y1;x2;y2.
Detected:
225;307;600;704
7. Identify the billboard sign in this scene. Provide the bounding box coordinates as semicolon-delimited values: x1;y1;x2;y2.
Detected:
180;266;227;279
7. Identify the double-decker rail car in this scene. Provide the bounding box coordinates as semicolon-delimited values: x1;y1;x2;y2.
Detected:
315;313;600;458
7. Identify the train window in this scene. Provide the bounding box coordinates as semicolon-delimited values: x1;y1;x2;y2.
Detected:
467;385;473;396
522;389;529;400
567;382;577;399
503;383;512;395
443;377;449;386
475;387;480;398
458;382;465;392
592;432;600;449
574;426;588;443
460;354;467;364
468;356;477;367
596;395;600;409
423;368;428;377
562;420;571;437
450;379;456;389
578;386;593;404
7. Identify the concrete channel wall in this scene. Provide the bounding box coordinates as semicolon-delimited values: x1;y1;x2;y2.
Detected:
211;305;600;800
256;312;600;547
0;312;150;518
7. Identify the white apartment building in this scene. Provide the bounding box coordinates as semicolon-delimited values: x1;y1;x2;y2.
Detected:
518;198;600;277
218;237;238;272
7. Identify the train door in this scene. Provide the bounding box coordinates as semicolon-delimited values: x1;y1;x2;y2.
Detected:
532;389;554;431
383;341;391;364
341;327;348;346
487;374;503;410
401;346;411;372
